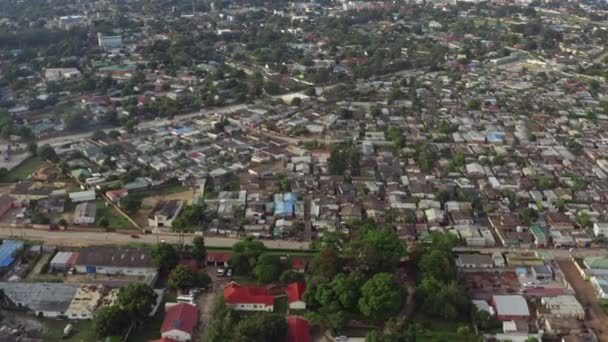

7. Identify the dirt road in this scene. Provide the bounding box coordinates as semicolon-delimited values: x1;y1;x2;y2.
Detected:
557;259;608;340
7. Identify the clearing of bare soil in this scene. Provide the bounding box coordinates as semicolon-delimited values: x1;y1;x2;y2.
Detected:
133;190;195;227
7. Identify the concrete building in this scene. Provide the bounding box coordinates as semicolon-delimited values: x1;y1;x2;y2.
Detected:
69;190;96;203
492;295;530;321
74;202;96;225
148;200;183;230
0;282;78;318
223;282;274;312
73;246;156;276
97;33;122;49
44;68;81;82
593;223;608;237
287;282;306;310
161;303;199;341
539;295;584;319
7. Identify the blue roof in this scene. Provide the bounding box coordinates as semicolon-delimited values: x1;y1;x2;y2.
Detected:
173;127;196;135
487;132;505;142
275;200;295;215
283;192;299;202
0;240;23;268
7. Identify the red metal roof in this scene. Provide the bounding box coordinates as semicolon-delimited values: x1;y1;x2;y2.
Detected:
287;282;305;303
206;252;231;263
160;303;199;335
223;281;275;306
287;316;310;342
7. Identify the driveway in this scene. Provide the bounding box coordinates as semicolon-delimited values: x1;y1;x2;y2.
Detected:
198;266;230;327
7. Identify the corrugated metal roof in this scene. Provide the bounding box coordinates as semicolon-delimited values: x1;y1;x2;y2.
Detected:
0;240;24;268
493;295;530;316
50;252;73;265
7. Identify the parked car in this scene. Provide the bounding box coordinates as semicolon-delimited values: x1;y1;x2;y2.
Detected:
217;267;225;277
130;234;140;239
226;268;233;277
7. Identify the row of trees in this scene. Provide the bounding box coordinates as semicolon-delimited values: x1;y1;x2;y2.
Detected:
94;284;157;338
304;222;407;330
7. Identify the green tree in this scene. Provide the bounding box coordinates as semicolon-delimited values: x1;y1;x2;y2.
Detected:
253;253;281;283
98;217;110;228
418;249;453;282
279;270;305;284
121;194;143;214
358;273;405;320
576;212;592;228
307;248;340;279
350;227;405;272
37;144;58;162
151;243;179;271
234;313;287;342
117;284;158;322
93;305;130;338
168;265;212;290
192;236;207;264
229;237;266;275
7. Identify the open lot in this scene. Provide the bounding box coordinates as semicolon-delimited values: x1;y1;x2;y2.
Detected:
95;199;136;230
0;156;47;182
460;271;521;301
133;188;194;228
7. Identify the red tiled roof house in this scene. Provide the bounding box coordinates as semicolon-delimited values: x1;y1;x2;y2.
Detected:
287;282;306;310
160;303;199;342
223;281;274;312
286;316;311;342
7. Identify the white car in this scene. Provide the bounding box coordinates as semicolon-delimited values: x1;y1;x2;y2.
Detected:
523;282;536;288
217;267;225;277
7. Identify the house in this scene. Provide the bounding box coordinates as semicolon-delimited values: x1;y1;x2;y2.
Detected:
545;212;576;230
287;282;306;310
160;303;199;342
590;275;608;299
223;282;274;312
44;68;81;82
73;246;156;276
106;189;128;203
74;202;97;225
593;223;608;237
455;254;494;269
539;295;584;319
492;295;530;321
69;190;96;203
148;200;183;230
287;316;311;342
205;252;231;267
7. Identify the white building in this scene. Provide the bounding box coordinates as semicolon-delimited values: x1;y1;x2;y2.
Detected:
69;190;96;203
148;200;183;230
97;32;122;49
44;68;81;82
74;202;96;225
593;222;608;237
73;246;157;276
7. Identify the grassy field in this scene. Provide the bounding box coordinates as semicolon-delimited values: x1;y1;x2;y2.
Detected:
126;310;165;342
138;184;189;197
411;314;472;341
95;200;137;230
43;318;97;341
2;157;47;182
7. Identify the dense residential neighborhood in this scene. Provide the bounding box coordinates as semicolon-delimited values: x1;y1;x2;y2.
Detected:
2;0;608;340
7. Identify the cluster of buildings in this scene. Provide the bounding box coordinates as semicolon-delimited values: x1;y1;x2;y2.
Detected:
457;250;598;341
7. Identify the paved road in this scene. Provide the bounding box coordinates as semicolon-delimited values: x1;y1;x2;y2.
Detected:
0;226;310;250
557;259;608;341
453;246;608;260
